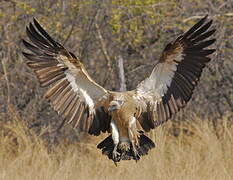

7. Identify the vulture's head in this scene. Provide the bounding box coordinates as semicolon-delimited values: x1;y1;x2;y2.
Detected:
108;99;124;112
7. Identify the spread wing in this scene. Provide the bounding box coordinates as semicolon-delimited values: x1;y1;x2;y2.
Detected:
22;18;111;135
134;15;216;131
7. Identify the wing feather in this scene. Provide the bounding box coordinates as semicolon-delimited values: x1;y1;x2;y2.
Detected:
22;18;111;135
135;15;216;131
192;29;216;43
182;15;208;39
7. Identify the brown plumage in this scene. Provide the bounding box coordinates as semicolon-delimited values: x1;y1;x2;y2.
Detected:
22;15;216;165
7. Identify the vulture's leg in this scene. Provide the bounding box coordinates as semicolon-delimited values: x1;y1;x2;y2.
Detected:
131;142;139;161
110;122;120;162
112;144;120;161
128;118;140;161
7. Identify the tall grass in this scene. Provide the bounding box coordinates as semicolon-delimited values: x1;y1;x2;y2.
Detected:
0;115;232;180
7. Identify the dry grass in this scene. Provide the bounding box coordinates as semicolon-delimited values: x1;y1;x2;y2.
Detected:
0;116;232;180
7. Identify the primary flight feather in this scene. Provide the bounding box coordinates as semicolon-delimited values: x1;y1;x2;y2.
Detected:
22;15;216;164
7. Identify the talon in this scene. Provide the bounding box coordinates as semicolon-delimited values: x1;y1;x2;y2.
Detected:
112;145;120;162
112;150;120;160
133;150;139;160
114;161;118;167
132;144;140;161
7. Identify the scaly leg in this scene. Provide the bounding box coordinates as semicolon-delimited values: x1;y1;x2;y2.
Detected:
112;144;120;163
128;127;140;161
128;117;140;161
131;142;140;161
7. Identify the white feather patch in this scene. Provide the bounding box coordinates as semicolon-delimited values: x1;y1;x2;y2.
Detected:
65;72;79;91
150;62;177;97
56;63;65;68
137;60;180;101
110;122;119;144
129;117;136;128
79;88;95;112
65;71;95;113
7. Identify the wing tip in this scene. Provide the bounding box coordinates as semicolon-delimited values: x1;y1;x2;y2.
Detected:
32;17;44;33
203;14;208;20
21;39;30;48
21;51;32;59
33;17;38;24
183;14;212;39
200;14;209;23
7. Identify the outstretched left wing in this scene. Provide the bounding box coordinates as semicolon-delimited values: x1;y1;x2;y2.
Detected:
134;15;216;131
22;18;111;135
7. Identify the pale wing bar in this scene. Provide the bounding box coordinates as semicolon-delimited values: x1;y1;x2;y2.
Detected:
137;16;216;131
22;19;110;134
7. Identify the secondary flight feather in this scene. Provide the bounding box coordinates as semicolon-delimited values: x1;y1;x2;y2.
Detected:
22;15;216;165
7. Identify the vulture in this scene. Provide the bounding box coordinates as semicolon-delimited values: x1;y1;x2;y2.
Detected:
22;15;216;164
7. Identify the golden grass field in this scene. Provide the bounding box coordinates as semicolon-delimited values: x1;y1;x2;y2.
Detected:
0;115;232;180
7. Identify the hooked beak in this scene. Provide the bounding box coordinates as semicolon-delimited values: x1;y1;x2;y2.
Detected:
108;106;116;113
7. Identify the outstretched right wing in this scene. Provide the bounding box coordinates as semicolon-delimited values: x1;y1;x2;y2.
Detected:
134;15;216;131
22;18;111;135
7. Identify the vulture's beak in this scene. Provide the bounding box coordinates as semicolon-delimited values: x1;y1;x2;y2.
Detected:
108;106;116;113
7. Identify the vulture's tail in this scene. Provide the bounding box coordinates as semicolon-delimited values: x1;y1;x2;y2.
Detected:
97;133;155;163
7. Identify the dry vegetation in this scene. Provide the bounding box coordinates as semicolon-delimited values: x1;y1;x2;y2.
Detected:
0;115;232;180
0;0;233;180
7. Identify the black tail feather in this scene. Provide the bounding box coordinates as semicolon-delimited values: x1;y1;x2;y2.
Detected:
97;135;114;157
97;133;155;162
137;134;155;156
